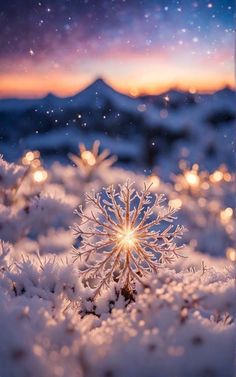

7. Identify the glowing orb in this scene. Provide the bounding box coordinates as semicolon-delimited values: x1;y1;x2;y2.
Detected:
33;169;48;183
226;248;236;262
185;171;200;187
81;150;96;166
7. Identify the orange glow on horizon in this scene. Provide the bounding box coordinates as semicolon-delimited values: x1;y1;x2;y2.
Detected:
0;70;234;98
0;46;234;98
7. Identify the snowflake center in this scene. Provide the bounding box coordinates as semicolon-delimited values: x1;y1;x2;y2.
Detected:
117;228;136;247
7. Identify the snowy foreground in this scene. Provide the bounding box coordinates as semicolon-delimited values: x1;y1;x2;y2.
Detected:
0;151;235;377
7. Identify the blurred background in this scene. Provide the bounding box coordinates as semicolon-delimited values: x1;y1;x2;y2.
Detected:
0;4;235;376
0;0;235;175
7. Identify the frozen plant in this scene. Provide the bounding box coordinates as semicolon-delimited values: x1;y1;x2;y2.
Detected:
69;140;117;181
23;194;74;236
0;240;11;271
0;156;27;205
73;181;185;298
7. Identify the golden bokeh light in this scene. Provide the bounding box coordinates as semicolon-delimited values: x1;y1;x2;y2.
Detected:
220;207;233;224
169;198;182;209
223;172;232;182
33;169;48;183
226;247;236;262
184;171;200;187
81;150;96;166
31;159;41;169
148;175;160;189
22;150;41;166
210;170;224;183
25;151;34;162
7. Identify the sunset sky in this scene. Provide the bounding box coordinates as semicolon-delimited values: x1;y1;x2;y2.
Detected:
0;0;234;98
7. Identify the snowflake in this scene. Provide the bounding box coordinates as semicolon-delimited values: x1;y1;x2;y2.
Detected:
69;140;117;180
73;181;186;298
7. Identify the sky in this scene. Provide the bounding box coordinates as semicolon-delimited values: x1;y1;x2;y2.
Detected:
0;0;235;98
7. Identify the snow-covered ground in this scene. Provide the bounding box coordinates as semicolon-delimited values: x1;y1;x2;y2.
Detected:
0;142;235;377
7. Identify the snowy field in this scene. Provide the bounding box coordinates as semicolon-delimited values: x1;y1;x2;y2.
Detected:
0;129;235;377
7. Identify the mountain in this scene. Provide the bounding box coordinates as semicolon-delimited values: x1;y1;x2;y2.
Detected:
0;93;63;112
61;78;141;114
139;88;197;108
0;79;234;114
0;78;142;114
0;97;40;112
214;86;235;98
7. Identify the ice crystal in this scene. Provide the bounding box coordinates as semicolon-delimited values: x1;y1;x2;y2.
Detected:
0;156;26;190
73;181;185;297
69;140;117;179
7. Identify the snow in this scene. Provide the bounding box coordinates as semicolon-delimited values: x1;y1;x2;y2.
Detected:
0;240;234;377
64;78;143;114
0;148;236;377
0;82;235;377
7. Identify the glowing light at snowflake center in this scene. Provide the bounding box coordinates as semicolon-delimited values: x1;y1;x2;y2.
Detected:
117;228;137;247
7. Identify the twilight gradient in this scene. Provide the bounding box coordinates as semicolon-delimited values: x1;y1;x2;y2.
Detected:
0;0;234;97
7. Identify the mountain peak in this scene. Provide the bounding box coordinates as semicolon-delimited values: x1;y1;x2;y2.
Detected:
44;92;58;100
93;77;106;85
74;77;116;99
215;86;235;97
89;77;111;91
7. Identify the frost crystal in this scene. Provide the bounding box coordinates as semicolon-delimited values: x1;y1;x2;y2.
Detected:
0;240;10;268
0;156;26;191
73;181;185;297
69;140;117;179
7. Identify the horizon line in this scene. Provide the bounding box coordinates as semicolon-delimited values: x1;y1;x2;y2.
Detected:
0;77;235;100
